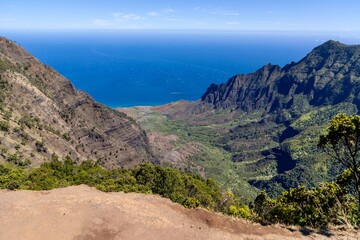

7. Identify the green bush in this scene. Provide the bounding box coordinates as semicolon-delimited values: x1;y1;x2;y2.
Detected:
183;197;200;208
254;182;358;228
0;159;239;216
7;152;31;166
0;167;27;190
35;141;46;152
228;205;239;216
0;121;9;132
238;205;252;219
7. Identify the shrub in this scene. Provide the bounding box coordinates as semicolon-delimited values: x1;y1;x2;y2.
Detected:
183;197;200;208
0;167;27;190
7;152;31;166
0;159;249;220
253;182;358;228
0;121;9;132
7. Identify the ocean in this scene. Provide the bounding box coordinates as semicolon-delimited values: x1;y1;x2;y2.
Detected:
2;30;359;108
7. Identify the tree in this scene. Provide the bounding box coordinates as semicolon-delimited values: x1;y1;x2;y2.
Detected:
318;113;360;206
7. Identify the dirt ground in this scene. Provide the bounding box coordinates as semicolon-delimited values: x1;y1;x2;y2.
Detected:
0;185;358;240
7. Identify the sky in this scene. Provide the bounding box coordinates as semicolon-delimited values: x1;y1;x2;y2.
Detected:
1;0;360;33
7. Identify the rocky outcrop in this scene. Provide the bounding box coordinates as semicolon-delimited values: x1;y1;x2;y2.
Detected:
0;37;151;168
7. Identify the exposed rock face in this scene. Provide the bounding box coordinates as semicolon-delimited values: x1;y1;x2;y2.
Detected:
202;40;360;115
0;37;151;167
202;64;283;111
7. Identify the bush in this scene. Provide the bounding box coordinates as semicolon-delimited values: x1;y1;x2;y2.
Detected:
183;197;200;208
253;182;358;228
7;152;31;166
228;205;239;216
238;205;252;219
0;160;234;214
0;167;27;190
35;141;46;152
0;121;9;132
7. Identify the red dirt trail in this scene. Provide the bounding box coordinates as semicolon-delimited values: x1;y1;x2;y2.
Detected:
0;185;357;240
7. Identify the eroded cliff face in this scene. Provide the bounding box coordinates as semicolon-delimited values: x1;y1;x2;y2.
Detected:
202;64;283;112
0;37;151;168
201;40;360;116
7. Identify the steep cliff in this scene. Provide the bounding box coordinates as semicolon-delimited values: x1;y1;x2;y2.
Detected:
202;40;360;116
0;37;151;168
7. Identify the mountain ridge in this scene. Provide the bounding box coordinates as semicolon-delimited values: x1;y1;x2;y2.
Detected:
201;40;360;117
123;40;360;198
1;36;358;198
0;36;152;168
199;40;360;194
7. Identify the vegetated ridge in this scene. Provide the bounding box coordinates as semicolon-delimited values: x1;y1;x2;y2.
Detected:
122;40;360;198
0;37;152;168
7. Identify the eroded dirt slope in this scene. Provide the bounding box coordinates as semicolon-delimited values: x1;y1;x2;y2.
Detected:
0;185;357;240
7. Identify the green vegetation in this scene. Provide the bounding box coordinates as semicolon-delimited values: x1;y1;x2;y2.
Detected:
0;78;10;111
252;113;360;228
135;103;360;201
0;157;248;215
19;115;41;129
1;156;358;228
62;132;71;141
138;111;261;200
6;152;31;166
0;59;12;71
319;113;360;205
2;111;360;228
254;182;359;228
0;120;9;132
35;141;46;153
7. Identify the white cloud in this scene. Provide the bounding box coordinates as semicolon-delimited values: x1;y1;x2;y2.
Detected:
114;13;143;21
163;8;175;13
94;19;111;27
147;11;159;17
146;8;175;18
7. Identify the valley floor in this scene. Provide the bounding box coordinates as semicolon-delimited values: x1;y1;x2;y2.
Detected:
0;185;357;240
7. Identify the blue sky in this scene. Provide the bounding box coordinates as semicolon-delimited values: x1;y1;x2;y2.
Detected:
1;0;360;32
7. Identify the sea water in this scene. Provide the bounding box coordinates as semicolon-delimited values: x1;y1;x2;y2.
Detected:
2;30;359;108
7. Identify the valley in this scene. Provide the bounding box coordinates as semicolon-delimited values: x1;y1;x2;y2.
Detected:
120;40;360;199
1;36;360;231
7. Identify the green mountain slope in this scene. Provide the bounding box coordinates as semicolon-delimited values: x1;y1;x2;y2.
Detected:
122;40;360;199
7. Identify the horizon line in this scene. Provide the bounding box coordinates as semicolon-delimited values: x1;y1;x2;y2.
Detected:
1;28;360;35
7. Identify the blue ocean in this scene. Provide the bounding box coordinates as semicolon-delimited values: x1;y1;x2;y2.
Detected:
2;31;359;107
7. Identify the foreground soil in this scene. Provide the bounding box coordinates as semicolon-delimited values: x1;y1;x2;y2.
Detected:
0;185;357;240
